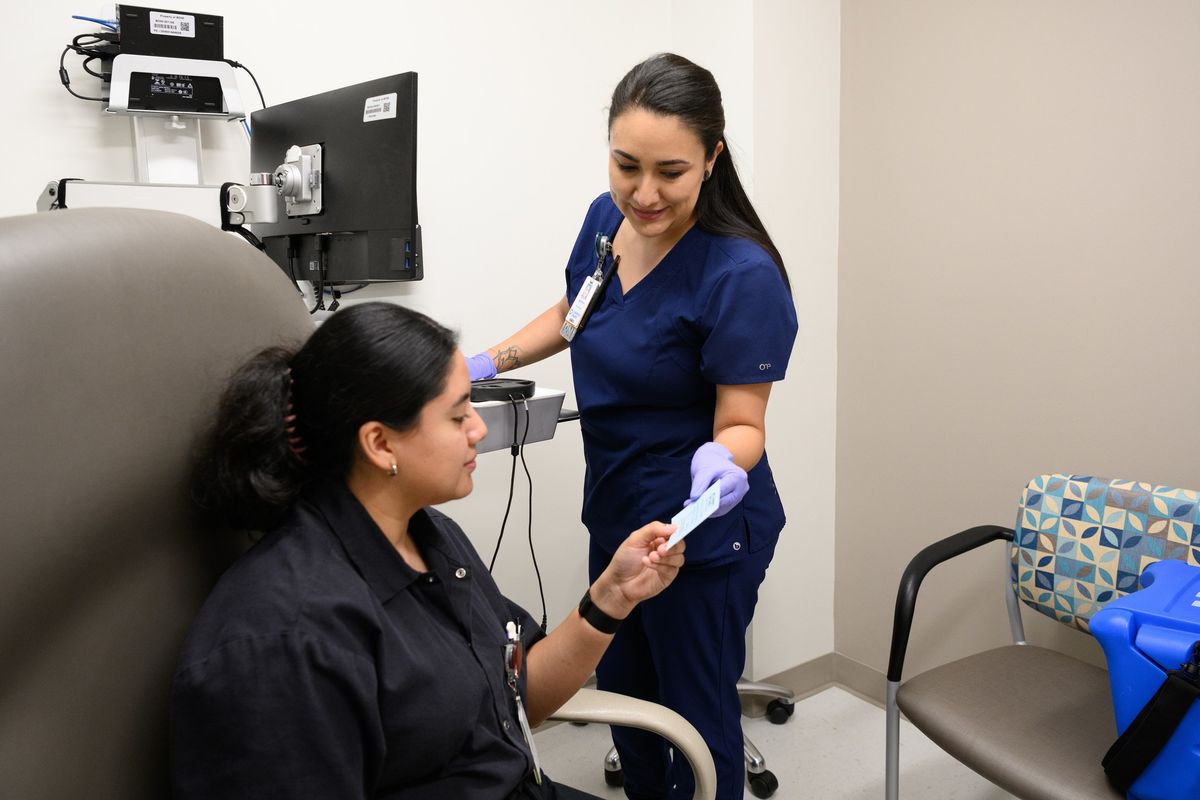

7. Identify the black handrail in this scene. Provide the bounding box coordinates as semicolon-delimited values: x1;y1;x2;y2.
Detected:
886;525;1015;682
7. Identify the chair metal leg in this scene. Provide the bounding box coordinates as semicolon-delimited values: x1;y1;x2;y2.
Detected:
603;745;623;787
885;679;900;800
744;733;766;775
738;680;789;798
744;730;780;798
737;679;795;703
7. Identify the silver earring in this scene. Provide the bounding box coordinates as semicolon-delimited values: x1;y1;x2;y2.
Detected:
388;463;398;477
703;169;711;182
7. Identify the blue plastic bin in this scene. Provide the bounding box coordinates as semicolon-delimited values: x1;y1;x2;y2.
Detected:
1091;559;1200;800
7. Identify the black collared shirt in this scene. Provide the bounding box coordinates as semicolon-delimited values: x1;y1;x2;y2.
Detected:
169;481;545;799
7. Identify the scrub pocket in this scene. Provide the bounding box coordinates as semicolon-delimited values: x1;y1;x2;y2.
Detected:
638;452;748;566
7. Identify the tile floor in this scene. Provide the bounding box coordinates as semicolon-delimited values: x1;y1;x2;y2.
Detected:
534;686;1015;799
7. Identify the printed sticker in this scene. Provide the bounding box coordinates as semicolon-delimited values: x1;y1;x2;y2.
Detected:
149;12;196;38
363;93;398;122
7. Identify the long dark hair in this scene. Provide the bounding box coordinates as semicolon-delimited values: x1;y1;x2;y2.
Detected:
609;52;790;290
193;302;459;531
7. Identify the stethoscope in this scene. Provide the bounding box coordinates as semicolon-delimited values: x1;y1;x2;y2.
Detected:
559;233;621;342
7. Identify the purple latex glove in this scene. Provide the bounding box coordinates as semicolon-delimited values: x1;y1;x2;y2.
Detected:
687;441;749;518
466;352;497;382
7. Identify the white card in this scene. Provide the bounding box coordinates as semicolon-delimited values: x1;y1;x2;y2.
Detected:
666;480;721;550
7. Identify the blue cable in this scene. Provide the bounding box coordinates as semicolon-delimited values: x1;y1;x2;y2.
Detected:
71;15;118;30
241;118;252;140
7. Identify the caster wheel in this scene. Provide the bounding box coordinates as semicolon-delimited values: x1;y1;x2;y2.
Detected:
604;767;624;787
747;768;779;798
766;698;795;725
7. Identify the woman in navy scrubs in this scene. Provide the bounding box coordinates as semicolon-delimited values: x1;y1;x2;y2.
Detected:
468;53;797;799
171;302;685;800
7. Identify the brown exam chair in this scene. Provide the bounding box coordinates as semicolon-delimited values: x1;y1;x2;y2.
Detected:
0;207;715;800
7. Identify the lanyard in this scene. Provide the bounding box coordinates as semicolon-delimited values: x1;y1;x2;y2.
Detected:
505;620;543;784
560;233;620;343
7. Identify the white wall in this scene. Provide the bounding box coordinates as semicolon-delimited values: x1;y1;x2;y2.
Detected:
752;0;841;677
3;0;838;678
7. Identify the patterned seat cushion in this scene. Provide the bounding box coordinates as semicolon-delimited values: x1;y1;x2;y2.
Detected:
1012;474;1200;632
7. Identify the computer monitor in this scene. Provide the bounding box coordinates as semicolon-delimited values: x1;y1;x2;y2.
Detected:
249;72;422;284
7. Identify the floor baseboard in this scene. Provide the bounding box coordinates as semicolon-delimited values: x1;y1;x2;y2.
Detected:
749;651;887;711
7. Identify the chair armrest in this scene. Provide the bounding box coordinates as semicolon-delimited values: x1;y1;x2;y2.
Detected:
886;525;1014;682
547;687;717;800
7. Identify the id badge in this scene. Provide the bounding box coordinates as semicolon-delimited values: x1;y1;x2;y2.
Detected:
505;621;543;783
560;275;602;343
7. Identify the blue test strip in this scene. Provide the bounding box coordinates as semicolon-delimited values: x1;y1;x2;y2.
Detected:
666;480;721;550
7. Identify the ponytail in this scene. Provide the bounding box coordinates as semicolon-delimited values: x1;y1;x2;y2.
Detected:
193;302;459;532
192;345;307;531
696;141;789;290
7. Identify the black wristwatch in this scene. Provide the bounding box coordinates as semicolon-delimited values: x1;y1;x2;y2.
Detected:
578;588;624;634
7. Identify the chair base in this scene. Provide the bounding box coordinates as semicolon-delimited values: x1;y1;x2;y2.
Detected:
739;678;797;725
599;679;795;798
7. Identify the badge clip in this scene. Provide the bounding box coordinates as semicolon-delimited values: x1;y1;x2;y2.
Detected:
561;233;619;342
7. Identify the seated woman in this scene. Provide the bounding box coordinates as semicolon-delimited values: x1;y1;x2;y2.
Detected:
169;301;684;800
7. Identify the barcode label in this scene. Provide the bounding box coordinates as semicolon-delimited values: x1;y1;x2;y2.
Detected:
149;12;197;38
363;92;399;123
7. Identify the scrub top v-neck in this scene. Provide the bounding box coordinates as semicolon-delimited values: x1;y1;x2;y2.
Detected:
564;193;798;566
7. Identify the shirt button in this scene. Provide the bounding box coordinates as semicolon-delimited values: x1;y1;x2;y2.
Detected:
424;574;436;584
502;720;511;731
455;567;467;579
732;541;742;551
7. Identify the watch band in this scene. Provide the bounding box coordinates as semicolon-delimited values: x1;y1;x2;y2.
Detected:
578;588;624;635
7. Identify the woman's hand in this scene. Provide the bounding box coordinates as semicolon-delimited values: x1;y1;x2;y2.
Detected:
524;522;683;724
688;441;749;517
592;521;685;618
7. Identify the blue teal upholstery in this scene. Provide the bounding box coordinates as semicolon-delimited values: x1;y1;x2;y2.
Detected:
1013;474;1200;632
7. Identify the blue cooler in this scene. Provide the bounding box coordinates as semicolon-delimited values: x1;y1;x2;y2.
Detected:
1091;559;1200;800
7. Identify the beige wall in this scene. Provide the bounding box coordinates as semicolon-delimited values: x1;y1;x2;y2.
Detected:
836;1;1200;680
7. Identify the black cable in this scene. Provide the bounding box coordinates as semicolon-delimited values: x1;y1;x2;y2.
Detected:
286;235;304;297
517;399;547;630
488;400;522;573
59;31;117;101
224;59;266;109
72;33;109;49
322;282;368;295
311;235;328;314
1185;641;1200;682
59;45;108;102
232;226;264;250
485;397;545;630
81;55;104;79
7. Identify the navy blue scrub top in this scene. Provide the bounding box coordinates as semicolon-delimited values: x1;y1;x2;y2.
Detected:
169;480;545;799
566;194;798;566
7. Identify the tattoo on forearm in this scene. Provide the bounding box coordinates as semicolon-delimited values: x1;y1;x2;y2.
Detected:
495;346;521;372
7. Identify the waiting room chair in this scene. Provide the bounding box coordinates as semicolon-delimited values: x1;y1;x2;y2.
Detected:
886;473;1200;800
0;207;715;800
